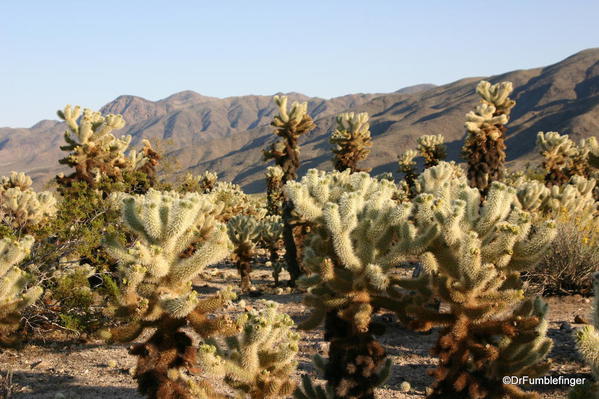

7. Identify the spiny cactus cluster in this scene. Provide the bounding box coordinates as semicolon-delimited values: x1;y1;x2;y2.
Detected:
330;112;372;173
399;163;556;399
516;174;597;224
570;272;599;399
210;181;263;222
181;171;219;194
462;81;515;193
197;300;299;399
102;189;240;397
398;134;448;196
227;215;262;292
417;134;447;168
0;236;42;346
0;172;57;232
56;105;153;189
537;131;599;187
286;169;438;398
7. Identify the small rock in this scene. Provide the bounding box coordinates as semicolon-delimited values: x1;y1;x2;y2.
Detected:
560;322;572;331
583;298;591;304
574;315;588;324
400;381;411;392
107;359;117;368
54;393;65;399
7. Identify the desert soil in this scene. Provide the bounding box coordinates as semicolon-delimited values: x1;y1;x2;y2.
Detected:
0;261;594;399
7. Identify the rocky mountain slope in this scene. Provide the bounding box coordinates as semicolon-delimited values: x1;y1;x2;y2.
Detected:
1;48;597;192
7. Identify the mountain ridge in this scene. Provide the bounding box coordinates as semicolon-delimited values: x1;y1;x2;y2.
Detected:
1;48;597;192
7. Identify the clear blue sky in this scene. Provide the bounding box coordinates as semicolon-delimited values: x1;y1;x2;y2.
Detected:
1;0;598;127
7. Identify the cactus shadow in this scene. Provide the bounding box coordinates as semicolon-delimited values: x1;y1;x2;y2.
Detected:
7;370;142;398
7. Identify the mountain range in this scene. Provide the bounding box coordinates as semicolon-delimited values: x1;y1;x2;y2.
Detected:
1;48;598;192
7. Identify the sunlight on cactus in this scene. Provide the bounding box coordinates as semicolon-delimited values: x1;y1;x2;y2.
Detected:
416;134;447;168
397;162;557;399
330;112;372;173
462;81;515;193
197;300;299;399
227;214;262;292
0;236;42;346
101;188;240;397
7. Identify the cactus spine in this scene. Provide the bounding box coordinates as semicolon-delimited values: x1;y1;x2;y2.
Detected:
102;189;238;398
227;215;261;292
399;163;556;399
0;236;42;346
197;300;299;398
263;96;316;284
286;169;438;398
570;272;599;399
330;112;372;173
462;81;515;193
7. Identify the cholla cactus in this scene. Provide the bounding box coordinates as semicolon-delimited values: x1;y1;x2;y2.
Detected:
398;149;419;196
197;301;299;398
266;166;285;216
398;163;556;399
286;169;438;398
0;236;42;346
0;172;33;191
209;181;263;222
416;134;447;168
227;215;261;292
56;105;155;190
330;112;372;173
102;189;238;398
570;272;599;399
263;95;315;183
462;81;515;193
263;95;316;284
536;131;599;187
0;172;57;232
516;175;597;224
258;215;284;286
181;171;219;194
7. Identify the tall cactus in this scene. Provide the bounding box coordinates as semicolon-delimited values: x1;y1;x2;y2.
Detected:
227;215;261;292
570;272;599;399
286;169;438;399
263;95;316;284
330;112;372;173
197;300;299;398
102;189;238;398
462;81;515;193
266;166;285;216
0;236;42;346
398;163;556;399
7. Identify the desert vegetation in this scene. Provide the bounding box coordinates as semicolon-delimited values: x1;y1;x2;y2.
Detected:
0;79;598;399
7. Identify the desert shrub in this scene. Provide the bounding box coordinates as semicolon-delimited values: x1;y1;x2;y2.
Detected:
330;112;372;173
526;213;599;295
